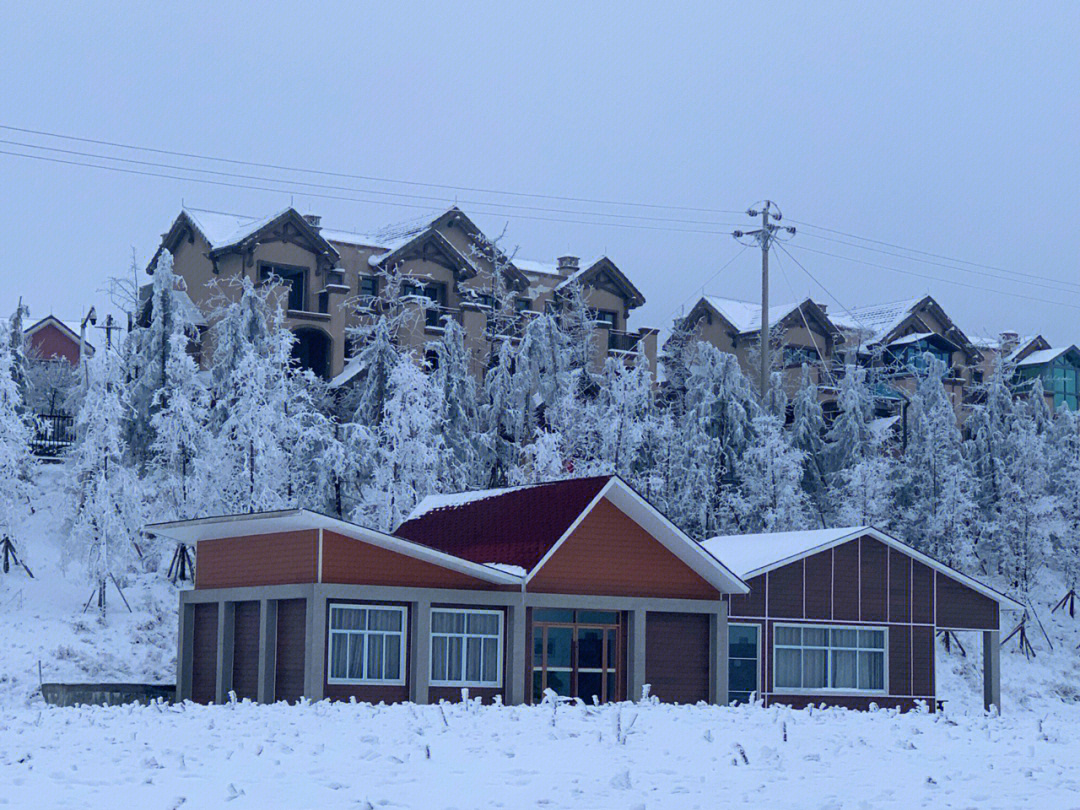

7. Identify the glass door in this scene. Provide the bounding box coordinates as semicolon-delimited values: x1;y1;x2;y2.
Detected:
728;623;760;704
532;610;621;703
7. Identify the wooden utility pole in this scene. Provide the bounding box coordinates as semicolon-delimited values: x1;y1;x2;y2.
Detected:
734;202;795;395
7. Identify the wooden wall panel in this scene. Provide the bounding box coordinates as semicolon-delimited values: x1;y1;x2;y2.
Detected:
832;541;860;621
859;538;888;623
191;602;218;705
911;561;934;624
888;549;911;623
936;575;998;630
803;550;832;619
888;624;911;697
196;531;317;590
321;531;506;591
645;612;710;704
728;575;765;618
274;598;306;703
231;601;260;701
766;562;804;619
911;625;934;697
766;694;927;712
529;499;721;599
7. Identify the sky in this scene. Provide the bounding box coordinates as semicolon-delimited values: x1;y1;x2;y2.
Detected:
1;1;1077;345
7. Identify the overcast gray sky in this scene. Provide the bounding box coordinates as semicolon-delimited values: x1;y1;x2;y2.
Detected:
2;1;1077;344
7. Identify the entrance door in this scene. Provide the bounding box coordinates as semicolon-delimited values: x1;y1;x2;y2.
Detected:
532;610;621;703
728;623;760;704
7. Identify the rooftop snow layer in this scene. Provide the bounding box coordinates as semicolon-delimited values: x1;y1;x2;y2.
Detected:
702;296;808;334
701;527;868;579
830;298;924;344
182;207;293;251
1016;347;1073;367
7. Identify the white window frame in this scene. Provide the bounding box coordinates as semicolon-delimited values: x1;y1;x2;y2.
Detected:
728;622;761;703
429;608;504;688
772;622;888;696
326;603;408;686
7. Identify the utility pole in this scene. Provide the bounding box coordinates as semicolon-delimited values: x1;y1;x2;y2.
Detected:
734;201;795;396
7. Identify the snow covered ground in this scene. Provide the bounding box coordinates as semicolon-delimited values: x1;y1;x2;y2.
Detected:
3;698;1080;809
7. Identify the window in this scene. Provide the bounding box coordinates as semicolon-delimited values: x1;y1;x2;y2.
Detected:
514;297;531;314
260;263;306;311
402;280;447;328
783;345;820;367
358;274;379;300
590;309;618;329
430;609;503;687
773;624;886;694
1047;359;1080;410
327;604;406;685
728;623;760;704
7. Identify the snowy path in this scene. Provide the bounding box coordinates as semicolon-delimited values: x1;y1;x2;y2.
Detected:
2;700;1079;809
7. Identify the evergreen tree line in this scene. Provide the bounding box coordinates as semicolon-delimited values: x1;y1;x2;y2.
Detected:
1;250;1077;604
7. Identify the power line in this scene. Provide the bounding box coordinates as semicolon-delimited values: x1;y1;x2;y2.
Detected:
664;244;751;328
0;122;747;217
770;246;837;386
784;242;1080;312
0;148;745;238
796;228;1080;294
0;137;746;230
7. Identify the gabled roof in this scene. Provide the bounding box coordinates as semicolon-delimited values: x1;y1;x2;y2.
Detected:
695;295;841;339
833;295;981;362
1016;345;1080;369
398;476;747;594
145;508;521;586
701;526;1023;610
23;315;95;355
553;257;645;309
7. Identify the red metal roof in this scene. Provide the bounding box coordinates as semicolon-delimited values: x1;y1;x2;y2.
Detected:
394;476;611;571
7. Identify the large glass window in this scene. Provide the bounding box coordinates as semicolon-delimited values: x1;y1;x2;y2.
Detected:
260;263;307;311
728;623;760;704
773;624;885;693
327;604;406;684
531;610;620;703
430;609;502;687
1047;359;1080;410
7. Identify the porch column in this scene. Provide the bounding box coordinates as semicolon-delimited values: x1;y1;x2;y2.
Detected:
983;629;1001;713
506;602;527;705
215;601;235;704
304;587;327;701
628;609;647;701
176;600;194;702
257;599;277;704
708;601;729;705
409;598;432;704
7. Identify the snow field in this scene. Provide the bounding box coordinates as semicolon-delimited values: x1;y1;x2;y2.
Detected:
2;698;1080;809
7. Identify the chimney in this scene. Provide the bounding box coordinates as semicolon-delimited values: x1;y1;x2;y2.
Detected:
999;330;1019;353
557;255;579;277
303;213;322;230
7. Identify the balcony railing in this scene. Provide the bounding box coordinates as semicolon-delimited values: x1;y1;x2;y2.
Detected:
607;329;643;356
423;305;462;331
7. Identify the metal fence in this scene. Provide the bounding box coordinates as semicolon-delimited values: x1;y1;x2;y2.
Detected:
31;412;75;457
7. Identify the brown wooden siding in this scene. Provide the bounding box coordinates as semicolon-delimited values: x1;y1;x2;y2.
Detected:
766;694;928;712
859;538;888;622
767;562;803;619
231;601;260;701
911;625;934;697
321;531;508;590
889;623;911;696
191;603;218;704
195;530;317;590
911;560;934;624
936;574;999;630
728;574;765;617
274;599;306;703
645;612;710;704
888;549;911;623
832;541;860;620
529;498;721;599
804;551;832;618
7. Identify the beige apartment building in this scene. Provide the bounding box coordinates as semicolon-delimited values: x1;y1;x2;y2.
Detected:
148;206;657;381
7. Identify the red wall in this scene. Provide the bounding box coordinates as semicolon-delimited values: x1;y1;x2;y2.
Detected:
26;323;82;365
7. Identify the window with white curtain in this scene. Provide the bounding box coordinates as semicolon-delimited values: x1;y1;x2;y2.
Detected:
327;604;407;685
773;624;886;693
430;609;502;687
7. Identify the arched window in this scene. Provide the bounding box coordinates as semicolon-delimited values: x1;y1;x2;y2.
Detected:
292;328;332;379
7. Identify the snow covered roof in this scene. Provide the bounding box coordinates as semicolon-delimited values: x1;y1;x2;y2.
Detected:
319;228;389;249
407;485;534;521
700;296;834;336
182;207;286;251
1015;347;1078;368
23;315;96;354
701;526;1023;610
513;258;559;276
830;298;924;344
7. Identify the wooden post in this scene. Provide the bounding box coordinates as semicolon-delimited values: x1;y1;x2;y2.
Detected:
983;629;1001;713
629;609;647;701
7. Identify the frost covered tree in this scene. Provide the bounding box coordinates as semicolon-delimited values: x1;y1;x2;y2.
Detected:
737;412;812;532
361;359;443;531
207;278;296;514
894;358;976;567
824;364;877;475
1049;406;1080;597
430;319;480;492
0;326;35;575
789;366;830;527
147;333;211;520
65;348;145;616
481;337;524;487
